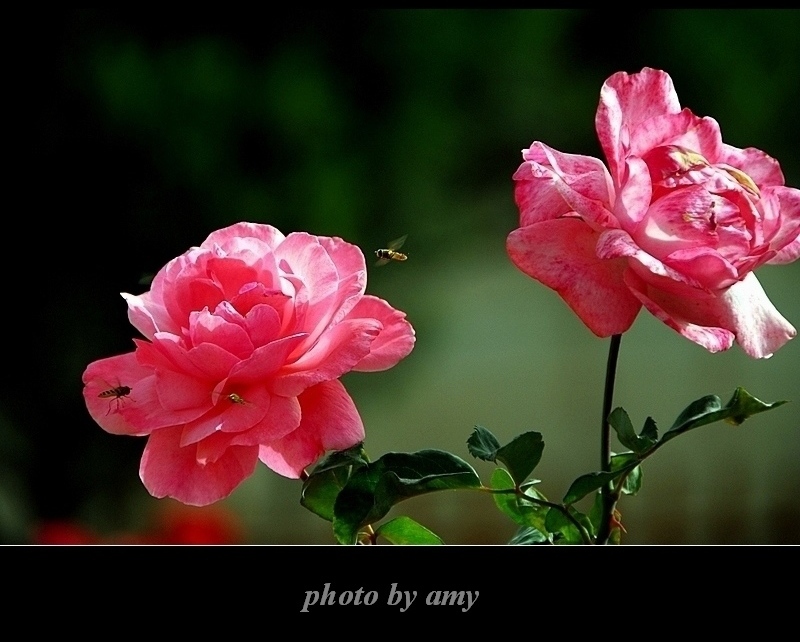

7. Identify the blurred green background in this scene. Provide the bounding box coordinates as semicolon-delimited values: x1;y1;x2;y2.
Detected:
6;8;799;544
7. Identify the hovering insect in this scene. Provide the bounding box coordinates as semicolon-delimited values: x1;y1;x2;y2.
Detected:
226;393;247;405
98;384;132;415
374;234;408;266
213;390;249;406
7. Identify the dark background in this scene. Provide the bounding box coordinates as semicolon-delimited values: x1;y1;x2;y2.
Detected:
6;9;799;544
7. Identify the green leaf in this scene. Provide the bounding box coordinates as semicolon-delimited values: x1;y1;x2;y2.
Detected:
608;407;656;454
562;461;638;505
332;449;482;545
490;468;550;536
308;443;369;475
467;425;501;461
640;416;659;442
611;453;642;496
722;387;787;425
333;465;388;544
301;465;354;522
508;526;549;545
587;491;604;535
544;507;585;544
496;431;545;486
375;516;443;545
662;387;787;445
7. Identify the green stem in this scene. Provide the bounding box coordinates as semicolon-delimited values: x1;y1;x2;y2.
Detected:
596;334;622;544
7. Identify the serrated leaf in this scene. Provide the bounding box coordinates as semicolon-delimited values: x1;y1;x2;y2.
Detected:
332;449;482;545
609;408;656;454
300;465;354;522
722;387;788;425
640;416;659;442
375;516;443;545
467;425;501;461
490;468;550;535
495;431;544;486
662;387;787;445
508;526;548;545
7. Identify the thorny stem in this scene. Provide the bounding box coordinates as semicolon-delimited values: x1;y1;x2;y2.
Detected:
596;334;622;544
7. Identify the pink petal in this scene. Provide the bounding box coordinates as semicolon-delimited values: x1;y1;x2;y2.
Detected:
769;237;800;265
187;308;254;357
275;233;338;306
228;332;307;383
151;333;240;381
614;157;653;229
348;295;416;372
242;302;282;347
760;186;800;262
623;269;735;353
140;426;259;506
228;393;302;446
507;219;641;336
629;110;722;163
201;221;286;253
625;270;795;358
597;228;708;292
719;145;786;188
514;142;616;229
179;385;272;446
122;291;176;339
82;352;159;436
662;247;738;290
189;394;301;465
273;318;382;397
258;379;364;478
596;67;682;181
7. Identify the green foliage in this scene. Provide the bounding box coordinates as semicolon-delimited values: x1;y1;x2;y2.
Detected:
302;387;786;544
300;443;370;521
608;407;657;455
374;516;444;545
508;526;549;545
611;453;642;496
466;425;501;461
331;449;482;544
491;468;550;537
661;387;786;444
562;468;635;506
468;426;544;486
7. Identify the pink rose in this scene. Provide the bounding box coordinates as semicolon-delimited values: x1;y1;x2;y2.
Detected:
507;67;799;358
83;222;415;506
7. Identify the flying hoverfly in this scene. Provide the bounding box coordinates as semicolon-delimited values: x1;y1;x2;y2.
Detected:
212;390;249;406
98;384;132;415
374;234;408;266
226;393;247;405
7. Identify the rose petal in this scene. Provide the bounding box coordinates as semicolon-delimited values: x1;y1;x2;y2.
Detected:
596;67;682;181
349;295;416;372
82;352;158;436
273;318;381;397
625;270;795;358
140;427;259;507
507;219;641;336
258;379;364;478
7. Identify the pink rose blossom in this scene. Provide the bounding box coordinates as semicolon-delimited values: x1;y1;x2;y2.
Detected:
508;67;799;358
83;223;415;506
